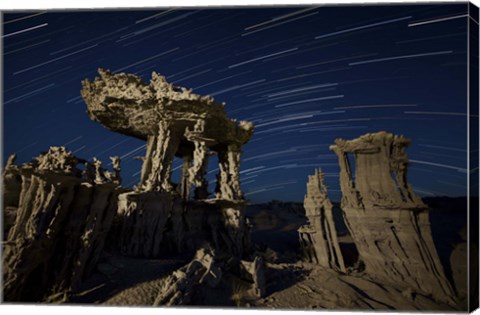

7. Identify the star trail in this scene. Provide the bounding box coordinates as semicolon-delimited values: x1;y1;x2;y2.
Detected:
2;3;475;202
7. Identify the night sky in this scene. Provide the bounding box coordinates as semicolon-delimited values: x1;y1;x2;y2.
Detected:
2;3;476;202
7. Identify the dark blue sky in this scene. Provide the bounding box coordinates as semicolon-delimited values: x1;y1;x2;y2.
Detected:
2;3;475;202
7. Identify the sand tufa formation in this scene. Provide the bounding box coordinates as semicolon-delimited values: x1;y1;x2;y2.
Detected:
81;69;253;198
80;69;255;259
298;169;346;272
3;70;257;302
2;147;122;301
298;131;456;305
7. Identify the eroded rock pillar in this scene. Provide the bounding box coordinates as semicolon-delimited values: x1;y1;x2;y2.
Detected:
329;132;456;304
181;155;192;200
193;154;209;200
139;120;180;192
298;169;346;272
390;141;424;206
216;144;242;200
184;120;212;200
331;147;361;209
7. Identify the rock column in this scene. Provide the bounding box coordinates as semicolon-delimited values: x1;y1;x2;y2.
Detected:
185;119;211;200
181;155;192;199
140;120;180;192
298;169;346;272
216;144;242;200
330;147;361;209
330;132;456;304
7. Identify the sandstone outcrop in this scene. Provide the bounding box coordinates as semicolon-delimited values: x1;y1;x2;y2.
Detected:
2;147;122;301
81;70;254;258
298;169;346;272
329;131;456;304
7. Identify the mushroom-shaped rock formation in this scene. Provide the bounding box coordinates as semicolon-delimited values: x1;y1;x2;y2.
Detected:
329;131;456;304
81;70;254;259
81;69;254;198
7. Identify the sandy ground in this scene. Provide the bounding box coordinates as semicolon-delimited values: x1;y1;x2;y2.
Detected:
70;254;455;311
69;200;467;311
253;262;454;311
70;254;185;305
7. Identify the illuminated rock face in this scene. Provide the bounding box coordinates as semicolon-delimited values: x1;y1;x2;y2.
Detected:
330;131;425;210
81;69;253;199
329;131;455;303
2;71;254;302
2;147;122;302
298;169;346;272
112;193;248;258
81;70;254;258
